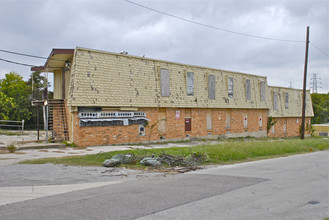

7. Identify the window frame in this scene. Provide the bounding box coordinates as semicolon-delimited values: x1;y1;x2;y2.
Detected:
187;72;194;96
208;74;216;100
246;79;251;100
273;91;278;110
228;77;234;98
285;92;289;109
260;81;266;101
160;68;170;97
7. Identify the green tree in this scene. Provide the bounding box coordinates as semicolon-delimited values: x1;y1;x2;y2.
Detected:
0;91;16;120
26;71;49;129
0;72;31;121
311;93;329;124
27;71;46;100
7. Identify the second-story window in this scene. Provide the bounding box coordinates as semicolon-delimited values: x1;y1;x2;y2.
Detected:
273;91;278;110
285;92;289;109
246;79;251;100
208;74;216;100
260;81;266;101
160;68;170;97
187;72;194;96
228;77;234;98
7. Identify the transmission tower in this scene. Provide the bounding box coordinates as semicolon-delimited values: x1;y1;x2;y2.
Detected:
309;73;322;93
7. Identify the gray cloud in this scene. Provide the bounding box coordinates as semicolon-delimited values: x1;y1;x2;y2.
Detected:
0;0;328;92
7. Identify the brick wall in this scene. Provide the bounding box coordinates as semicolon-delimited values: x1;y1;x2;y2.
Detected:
267;117;311;138
72;107;269;147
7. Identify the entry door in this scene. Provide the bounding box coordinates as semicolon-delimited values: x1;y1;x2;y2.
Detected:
185;118;191;131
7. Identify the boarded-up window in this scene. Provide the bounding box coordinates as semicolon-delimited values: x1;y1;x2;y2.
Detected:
160;68;170;97
226;109;231;128
206;110;212;130
246;79;251;100
285;93;289;109
158;108;166;134
187;72;194;96
208;74;216;100
228;77;234;98
283;121;287;133
273;91;278;110
244;112;248;128
272;124;275;134
260;81;266;101
259;112;263;127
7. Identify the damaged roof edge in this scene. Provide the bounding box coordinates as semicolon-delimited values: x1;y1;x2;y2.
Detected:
31;48;74;71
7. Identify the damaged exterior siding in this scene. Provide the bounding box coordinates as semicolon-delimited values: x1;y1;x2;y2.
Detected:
55;47;315;146
68;47;270;109
267;86;313;118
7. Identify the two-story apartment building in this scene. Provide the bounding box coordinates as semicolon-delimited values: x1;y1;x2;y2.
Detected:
32;47;313;146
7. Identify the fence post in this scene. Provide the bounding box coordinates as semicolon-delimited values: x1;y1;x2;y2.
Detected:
22;120;24;134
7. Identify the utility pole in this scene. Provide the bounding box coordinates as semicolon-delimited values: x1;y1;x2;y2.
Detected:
289;82;293;88
301;26;310;140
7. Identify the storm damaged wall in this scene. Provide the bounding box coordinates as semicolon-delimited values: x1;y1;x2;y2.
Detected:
267;86;313;117
68;47;270;110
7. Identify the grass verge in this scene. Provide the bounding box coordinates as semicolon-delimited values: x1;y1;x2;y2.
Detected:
21;137;329;167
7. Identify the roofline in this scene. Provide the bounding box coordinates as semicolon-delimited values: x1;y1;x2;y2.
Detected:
31;48;74;71
268;85;311;92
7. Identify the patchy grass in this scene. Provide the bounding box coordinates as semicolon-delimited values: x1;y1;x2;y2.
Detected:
0;129;27;136
21;137;329;167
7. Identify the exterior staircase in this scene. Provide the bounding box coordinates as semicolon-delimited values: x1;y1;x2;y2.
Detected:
48;99;68;141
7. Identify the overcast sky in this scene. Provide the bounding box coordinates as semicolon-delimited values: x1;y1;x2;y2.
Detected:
0;0;328;93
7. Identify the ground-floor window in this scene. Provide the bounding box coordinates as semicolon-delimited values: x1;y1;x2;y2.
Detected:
259;112;263;127
226;109;231;129
244;112;248;128
206;110;212;130
139;124;145;136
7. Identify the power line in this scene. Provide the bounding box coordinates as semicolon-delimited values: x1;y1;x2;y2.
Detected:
123;0;304;43
310;42;329;57
0;49;67;61
0;57;35;67
0;57;63;69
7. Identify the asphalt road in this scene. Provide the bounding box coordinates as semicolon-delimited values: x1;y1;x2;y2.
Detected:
0;151;328;220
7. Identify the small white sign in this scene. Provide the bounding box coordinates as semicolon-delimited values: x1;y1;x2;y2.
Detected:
175;110;180;119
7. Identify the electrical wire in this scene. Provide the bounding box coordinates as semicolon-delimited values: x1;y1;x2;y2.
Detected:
310;42;329;57
0;49;67;61
123;0;304;43
0;57;35;67
0;57;63;69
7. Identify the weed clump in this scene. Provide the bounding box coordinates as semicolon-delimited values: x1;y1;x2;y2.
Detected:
7;144;16;153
